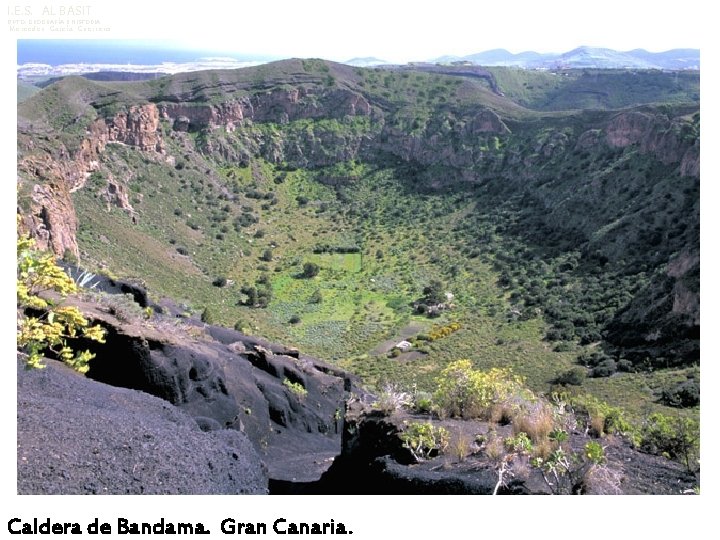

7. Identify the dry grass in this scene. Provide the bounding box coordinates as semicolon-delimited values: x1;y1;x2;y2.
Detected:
532;438;557;461
483;432;506;464
448;432;474;462
511;455;531;481
589;413;606;438
489;402;514;424
512;401;555;443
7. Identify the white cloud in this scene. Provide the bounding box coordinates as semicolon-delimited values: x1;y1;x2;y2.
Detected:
17;58;265;78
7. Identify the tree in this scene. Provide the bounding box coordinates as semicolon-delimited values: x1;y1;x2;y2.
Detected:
300;262;320;279
422;279;444;305
17;230;106;373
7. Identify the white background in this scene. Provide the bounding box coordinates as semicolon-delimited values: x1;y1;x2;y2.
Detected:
2;1;716;537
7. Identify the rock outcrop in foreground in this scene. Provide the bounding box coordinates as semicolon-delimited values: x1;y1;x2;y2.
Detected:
17;280;362;494
17;358;267;494
16;286;698;495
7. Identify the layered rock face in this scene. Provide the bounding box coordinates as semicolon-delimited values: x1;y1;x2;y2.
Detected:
158;87;371;131
17;285;358;493
605;111;699;176
56;295;354;485
17;357;268;495
18;103;166;259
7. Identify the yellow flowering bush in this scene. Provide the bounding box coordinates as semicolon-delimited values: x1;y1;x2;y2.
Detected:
17;230;106;373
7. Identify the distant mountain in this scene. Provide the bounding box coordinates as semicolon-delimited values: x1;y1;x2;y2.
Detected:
462;49;554;67
624;48;700;70
344;57;390;67
434;46;699;70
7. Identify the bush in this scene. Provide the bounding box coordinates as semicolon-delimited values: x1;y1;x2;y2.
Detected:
212;276;229;288
570;394;631;437
661;379;700;408
308;289;323;304
590;359;617;378
554;367;586;386
504;432;533;454
300;262;320;278
17;231;106;372
400;422;449;461
373;384;412;415
640;413;699;472
201;307;215;324
433;360;525;419
283;378;307;399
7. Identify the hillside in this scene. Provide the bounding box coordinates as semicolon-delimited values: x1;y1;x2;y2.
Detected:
16;59;700;493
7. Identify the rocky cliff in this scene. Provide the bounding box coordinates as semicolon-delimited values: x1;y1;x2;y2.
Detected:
605;110;700;175
18;102;166;259
17;282;359;493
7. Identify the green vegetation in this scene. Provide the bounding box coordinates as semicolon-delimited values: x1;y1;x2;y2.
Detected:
16;231;106;372
640;413;699;472
19;61;698;449
433;360;526;419
400;421;449;461
283;378;308;399
487;67;699;110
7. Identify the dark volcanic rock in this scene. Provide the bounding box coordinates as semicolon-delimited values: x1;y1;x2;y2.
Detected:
297;403;697;495
64;298;349;485
17;358;267;494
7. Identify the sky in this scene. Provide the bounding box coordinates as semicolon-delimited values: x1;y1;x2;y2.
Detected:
2;0;717;537
7;0;708;64
155;0;704;62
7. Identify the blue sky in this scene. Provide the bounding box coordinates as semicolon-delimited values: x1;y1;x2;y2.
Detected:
11;0;706;64
150;0;705;62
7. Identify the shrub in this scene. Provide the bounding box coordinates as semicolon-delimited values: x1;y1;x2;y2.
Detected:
640;413;699;472
17;231;106;372
433;359;525;419
283;378;307;399
554;367;586;386
400;421;449;461
300;262;320;278
661;379;700;408
413;391;434;414
504;432;534;454
373;384;412;415
100;293;145;323
590;359;617;378
531;443;606;495
212;276;229;288
201;307;215;324
570;394;631;437
288;314;301;324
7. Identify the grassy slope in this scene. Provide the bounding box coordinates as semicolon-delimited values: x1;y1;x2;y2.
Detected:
20;61;699;423
17;81;41;103
487;67;700;111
